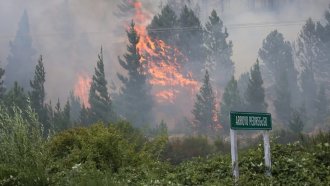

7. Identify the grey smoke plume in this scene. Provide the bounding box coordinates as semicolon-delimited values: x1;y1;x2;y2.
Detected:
0;0;328;127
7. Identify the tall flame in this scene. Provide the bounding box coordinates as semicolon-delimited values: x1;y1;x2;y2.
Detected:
74;73;91;107
131;1;198;103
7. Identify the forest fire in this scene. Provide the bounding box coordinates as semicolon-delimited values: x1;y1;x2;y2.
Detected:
74;73;91;107
132;1;199;103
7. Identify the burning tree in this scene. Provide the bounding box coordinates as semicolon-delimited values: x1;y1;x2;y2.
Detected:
192;70;218;135
116;21;154;128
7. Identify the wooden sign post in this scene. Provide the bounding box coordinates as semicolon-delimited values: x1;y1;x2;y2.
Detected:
230;111;272;181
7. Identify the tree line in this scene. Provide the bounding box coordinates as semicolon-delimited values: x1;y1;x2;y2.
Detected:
0;3;330;137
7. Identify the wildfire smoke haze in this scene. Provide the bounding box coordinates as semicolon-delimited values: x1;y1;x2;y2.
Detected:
130;0;199;103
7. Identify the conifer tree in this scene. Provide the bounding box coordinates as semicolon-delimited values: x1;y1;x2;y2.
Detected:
192;70;217;135
29;56;46;120
296;19;324;114
117;21;153;128
29;55;50;135
53;99;62;131
5;81;28;109
204;10;234;88
245;60;267;112
79;104;90;126
5;10;36;90
54;99;71;132
259;30;299;109
69;91;81;123
220;76;241;133
177;5;205;79
237;72;249;100
88;47;114;124
148;4;177;44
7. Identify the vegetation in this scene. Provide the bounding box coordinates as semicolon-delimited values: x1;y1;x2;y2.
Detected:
1;2;330;185
0;105;329;185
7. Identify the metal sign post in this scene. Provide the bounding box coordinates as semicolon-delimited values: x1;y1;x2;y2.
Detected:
230;129;239;181
230;111;272;181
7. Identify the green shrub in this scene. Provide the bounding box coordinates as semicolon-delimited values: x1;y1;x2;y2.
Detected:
0;105;49;185
162;136;213;164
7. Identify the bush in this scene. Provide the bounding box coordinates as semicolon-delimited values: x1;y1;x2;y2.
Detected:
162;136;213;164
0;105;49;185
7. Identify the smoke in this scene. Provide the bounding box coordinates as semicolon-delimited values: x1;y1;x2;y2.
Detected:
0;0;329;127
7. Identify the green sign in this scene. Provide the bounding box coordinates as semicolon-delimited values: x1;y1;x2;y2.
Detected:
230;111;272;130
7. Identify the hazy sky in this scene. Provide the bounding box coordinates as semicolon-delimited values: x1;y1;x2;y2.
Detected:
0;0;329;102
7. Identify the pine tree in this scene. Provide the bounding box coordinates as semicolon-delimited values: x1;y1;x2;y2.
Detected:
296;18;324;115
5;10;36;90
148;4;177;44
237;72;250;100
204;10;234;88
258;30;299;108
220;76;241;133
88;47;114;124
192;70;217;135
5;81;28;111
29;55;51;136
177;5;205;79
69;91;81;123
79;104;90;126
53;99;62;131
29;55;46;120
117;21;154;128
245;60;267;112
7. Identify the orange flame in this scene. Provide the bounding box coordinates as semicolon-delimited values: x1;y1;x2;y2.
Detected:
74;73;91;108
131;1;199;103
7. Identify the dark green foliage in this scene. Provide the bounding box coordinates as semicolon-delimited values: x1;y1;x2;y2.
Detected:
237;72;249;99
259;30;298;122
220;76;241;133
5;10;36;90
259;30;298;88
69;91;81;123
53;99;71;132
29;55;51;137
177;5;205;79
4;81;28;111
192;70;217;135
289;110;304;133
148;4;177;44
89;47;114;124
0;105;48;185
116;21;154;128
204;10;234;88
79;104;91;126
245;60;267;112
162;136;213;165
29;55;45;115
